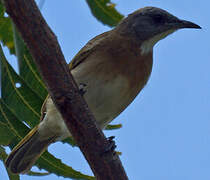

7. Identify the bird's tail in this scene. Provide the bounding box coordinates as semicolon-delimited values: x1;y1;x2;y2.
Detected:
5;125;56;174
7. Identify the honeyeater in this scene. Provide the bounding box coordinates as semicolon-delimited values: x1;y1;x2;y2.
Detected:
5;7;201;174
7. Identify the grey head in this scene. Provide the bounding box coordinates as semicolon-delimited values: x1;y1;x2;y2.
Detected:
115;7;201;48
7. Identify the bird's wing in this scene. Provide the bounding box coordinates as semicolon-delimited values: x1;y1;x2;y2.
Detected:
40;31;110;122
69;31;110;70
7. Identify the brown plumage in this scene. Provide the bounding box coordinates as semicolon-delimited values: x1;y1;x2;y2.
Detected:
5;6;201;174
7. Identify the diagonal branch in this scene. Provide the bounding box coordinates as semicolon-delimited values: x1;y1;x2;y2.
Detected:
2;0;128;179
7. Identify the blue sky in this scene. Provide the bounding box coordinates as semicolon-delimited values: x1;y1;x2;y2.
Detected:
1;0;210;180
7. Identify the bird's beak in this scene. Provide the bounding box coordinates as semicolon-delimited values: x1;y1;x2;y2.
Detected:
175;20;201;29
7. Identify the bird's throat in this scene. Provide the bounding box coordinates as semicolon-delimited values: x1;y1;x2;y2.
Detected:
140;29;176;55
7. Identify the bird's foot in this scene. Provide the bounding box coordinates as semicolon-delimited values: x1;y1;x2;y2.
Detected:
79;83;87;96
102;136;116;155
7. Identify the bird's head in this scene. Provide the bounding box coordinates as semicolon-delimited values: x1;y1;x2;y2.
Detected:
115;7;201;54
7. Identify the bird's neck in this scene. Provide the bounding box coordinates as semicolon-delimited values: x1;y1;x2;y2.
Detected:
114;24;177;56
140;29;176;55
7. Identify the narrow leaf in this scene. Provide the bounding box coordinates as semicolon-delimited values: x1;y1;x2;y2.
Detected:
37;151;95;180
0;12;15;54
86;0;124;27
12;24;48;100
105;123;122;130
0;2;5;17
0;45;42;127
27;171;50;176
0;100;31;145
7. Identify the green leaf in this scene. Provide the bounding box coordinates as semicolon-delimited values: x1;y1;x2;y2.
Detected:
0;2;15;54
0;1;5;17
105;123;122;130
0;45;43;127
62;137;77;147
36;151;95;180
0;122;16;146
12;24;48;100
0;16;15;54
0;146;20;180
27;171;50;176
86;0;124;27
0;100;32;146
0;17;15;54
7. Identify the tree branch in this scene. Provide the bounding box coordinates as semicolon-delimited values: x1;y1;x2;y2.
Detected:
2;0;128;179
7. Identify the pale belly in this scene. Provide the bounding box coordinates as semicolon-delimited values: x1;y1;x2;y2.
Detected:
38;70;135;141
71;59;140;129
82;72;131;129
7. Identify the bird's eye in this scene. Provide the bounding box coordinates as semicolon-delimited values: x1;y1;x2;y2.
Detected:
153;14;165;24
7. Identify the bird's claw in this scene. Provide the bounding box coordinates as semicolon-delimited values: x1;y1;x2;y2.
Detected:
79;83;87;96
102;136;116;155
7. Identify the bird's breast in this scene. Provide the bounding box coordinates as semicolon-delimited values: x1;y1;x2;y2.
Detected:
71;48;153;128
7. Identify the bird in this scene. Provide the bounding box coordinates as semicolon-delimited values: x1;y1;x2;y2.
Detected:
5;6;201;174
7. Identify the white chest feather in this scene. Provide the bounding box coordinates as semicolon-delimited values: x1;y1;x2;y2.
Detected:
140;29;176;55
